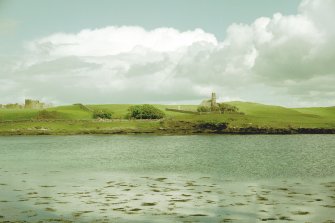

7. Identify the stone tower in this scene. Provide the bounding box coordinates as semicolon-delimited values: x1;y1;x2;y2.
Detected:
25;99;44;109
211;92;217;108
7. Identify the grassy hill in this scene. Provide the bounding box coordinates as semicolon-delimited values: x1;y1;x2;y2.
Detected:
0;105;94;121
225;102;335;128
293;107;335;119
47;105;93;120
0;101;334;135
0;109;39;121
86;104;198;119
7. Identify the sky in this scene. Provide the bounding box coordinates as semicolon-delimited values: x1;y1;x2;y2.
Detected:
0;0;334;107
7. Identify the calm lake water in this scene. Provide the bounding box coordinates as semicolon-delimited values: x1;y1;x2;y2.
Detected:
0;135;334;222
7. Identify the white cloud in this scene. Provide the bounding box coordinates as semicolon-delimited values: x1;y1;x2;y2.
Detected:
0;0;334;107
27;26;218;57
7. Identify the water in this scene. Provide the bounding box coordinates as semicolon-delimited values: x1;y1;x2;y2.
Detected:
0;135;334;222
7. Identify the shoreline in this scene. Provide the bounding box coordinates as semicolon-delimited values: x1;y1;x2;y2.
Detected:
1;119;335;136
1;128;335;136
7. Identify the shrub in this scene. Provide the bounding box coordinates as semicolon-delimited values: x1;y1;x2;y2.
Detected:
197;121;228;131
36;110;60;119
93;110;112;119
128;104;165;119
197;106;211;112
218;103;239;113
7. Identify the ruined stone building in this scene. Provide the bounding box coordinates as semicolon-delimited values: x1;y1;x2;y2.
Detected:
24;99;45;109
200;92;217;108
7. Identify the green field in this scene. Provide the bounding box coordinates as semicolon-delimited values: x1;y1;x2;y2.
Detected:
0;102;334;135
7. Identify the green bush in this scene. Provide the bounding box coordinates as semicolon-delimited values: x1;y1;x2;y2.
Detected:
36;110;60;119
197;106;211;112
218;103;239;113
93;110;112;119
128;104;165;119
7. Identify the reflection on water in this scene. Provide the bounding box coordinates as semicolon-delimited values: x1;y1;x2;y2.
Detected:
0;135;334;222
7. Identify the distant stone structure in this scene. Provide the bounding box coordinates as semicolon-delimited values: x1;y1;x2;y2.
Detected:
166;92;222;114
0;99;51;109
4;103;23;109
24;99;45;109
211;92;217;107
200;92;217;108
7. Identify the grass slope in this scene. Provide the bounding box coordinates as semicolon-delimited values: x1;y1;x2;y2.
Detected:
225;102;334;128
0;109;39;121
0;104;93;121
86;104;198;118
46;105;92;120
294;107;335;119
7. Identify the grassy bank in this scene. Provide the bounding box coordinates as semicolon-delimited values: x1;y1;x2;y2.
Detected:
0;102;334;135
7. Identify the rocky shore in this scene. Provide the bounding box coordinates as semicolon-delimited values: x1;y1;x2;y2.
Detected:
0;120;334;135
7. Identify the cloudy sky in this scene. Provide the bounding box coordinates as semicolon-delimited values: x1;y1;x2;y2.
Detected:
0;0;334;107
